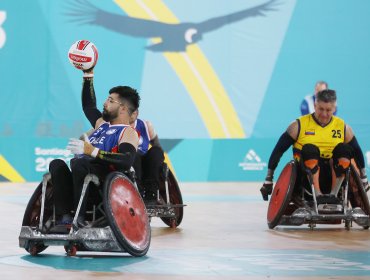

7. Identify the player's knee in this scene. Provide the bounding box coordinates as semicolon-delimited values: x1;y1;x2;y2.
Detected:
301;144;320;174
70;157;90;175
301;144;320;160
49;159;68;173
332;143;352;177
332;143;352;160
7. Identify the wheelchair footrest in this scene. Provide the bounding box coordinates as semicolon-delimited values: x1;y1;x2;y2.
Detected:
280;208;312;226
318;204;343;214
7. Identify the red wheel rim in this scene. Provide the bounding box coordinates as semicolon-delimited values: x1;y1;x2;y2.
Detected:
109;176;150;251
267;162;296;226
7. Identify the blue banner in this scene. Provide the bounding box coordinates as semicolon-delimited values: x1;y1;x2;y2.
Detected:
1;0;370;182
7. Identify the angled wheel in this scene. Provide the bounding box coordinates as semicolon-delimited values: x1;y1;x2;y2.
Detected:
348;164;370;229
159;167;184;227
267;160;297;229
103;172;151;257
22;180;54;254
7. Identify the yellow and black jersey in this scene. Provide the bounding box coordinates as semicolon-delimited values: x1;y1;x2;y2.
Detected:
293;114;345;160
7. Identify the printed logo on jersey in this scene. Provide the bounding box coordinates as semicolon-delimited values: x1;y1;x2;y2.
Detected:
106;129;117;135
239;149;267;171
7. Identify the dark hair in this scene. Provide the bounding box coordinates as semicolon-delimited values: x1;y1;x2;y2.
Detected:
316;89;336;103
109;86;140;114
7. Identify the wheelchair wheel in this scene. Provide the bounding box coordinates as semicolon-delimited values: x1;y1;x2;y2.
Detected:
267;160;297;229
21;181;54;255
348;164;370;228
159;168;184;228
103;172;151;257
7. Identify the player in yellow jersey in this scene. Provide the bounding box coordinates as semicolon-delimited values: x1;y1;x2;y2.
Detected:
260;89;369;204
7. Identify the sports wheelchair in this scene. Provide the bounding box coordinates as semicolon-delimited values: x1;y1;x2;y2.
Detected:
18;162;184;257
267;160;370;229
19;170;151;257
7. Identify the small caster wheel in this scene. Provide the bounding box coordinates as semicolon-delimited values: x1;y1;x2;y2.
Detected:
29;245;39;256
169;219;177;229
64;245;77;257
26;242;47;255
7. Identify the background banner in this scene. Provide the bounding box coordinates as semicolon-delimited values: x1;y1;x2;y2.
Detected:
1;0;370;182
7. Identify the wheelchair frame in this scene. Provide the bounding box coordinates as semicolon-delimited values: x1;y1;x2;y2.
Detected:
19;171;151;257
267;160;370;230
144;163;185;228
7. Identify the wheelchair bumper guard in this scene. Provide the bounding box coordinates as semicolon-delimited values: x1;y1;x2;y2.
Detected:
146;203;186;218
279;207;370;227
19;226;124;252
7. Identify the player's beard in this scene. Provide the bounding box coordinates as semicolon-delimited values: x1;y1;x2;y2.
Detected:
102;108;119;122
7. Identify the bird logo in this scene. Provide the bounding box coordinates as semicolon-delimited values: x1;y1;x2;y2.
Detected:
66;0;280;52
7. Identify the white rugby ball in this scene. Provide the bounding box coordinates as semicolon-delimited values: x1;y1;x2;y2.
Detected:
68;40;98;70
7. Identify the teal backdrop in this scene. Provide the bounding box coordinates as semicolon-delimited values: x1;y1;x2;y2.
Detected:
0;0;370;182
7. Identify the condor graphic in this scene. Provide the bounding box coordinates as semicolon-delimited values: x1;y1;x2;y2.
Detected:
67;0;279;52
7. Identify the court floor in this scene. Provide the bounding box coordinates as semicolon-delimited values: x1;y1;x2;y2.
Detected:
0;181;369;280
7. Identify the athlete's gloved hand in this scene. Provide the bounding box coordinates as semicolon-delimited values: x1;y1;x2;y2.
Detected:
260;175;273;201
67;138;99;158
361;174;370;192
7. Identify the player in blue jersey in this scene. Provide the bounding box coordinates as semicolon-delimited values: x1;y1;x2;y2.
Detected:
129;110;165;204
49;68;140;228
300;81;337;116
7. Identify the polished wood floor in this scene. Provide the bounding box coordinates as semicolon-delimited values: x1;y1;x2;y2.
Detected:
0;182;369;280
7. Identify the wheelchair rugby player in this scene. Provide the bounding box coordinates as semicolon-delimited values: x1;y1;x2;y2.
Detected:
260;89;370;229
19;58;151;257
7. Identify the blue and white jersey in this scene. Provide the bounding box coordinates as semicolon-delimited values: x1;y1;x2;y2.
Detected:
300;94;315;116
89;122;129;153
300;94;337;116
134;119;151;155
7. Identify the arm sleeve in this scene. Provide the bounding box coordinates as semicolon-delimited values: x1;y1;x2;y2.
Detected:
348;136;365;169
82;78;102;127
96;143;136;171
150;135;162;148
268;132;295;170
